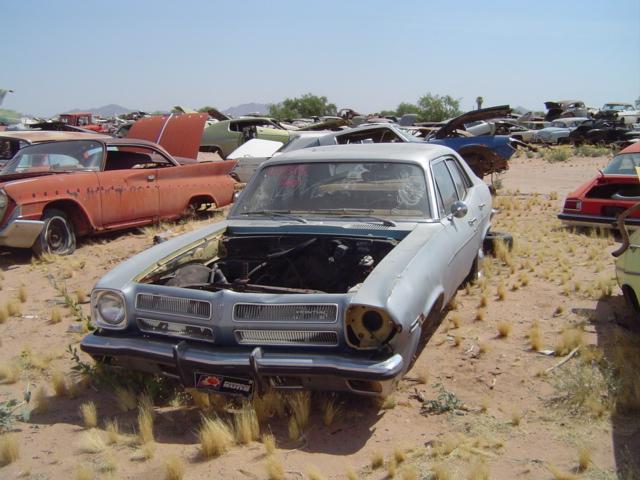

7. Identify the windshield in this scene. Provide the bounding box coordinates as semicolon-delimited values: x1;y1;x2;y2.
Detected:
1;140;105;174
602;153;640;175
550;121;567;128
231;161;431;219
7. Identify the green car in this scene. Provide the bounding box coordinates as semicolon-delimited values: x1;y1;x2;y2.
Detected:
614;203;640;316
200;117;291;158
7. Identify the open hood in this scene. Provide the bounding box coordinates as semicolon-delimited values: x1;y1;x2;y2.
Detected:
433;105;511;139
126;113;208;160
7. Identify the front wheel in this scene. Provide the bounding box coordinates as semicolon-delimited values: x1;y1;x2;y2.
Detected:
32;209;76;256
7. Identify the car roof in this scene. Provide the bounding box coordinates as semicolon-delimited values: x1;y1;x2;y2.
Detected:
620;142;640;154
264;143;455;167
0;131;110;143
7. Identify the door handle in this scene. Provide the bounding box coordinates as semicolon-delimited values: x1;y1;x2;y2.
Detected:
468;217;478;226
147;175;156;182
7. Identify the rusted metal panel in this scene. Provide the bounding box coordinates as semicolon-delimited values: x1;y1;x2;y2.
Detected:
126;113;208;160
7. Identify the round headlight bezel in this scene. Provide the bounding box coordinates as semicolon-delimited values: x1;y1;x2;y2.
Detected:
93;290;127;329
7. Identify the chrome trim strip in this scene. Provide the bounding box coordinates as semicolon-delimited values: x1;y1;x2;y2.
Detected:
234;329;339;347
137;317;215;342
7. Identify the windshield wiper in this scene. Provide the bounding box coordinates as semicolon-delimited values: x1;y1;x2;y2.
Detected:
317;208;397;227
239;210;308;224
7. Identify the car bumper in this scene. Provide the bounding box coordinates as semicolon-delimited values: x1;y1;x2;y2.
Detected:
558;212;640;230
80;332;404;396
0;219;44;248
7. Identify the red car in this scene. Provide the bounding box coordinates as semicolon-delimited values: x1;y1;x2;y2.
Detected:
558;142;640;229
0;114;236;255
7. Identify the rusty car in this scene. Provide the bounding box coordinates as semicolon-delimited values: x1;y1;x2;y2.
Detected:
80;143;492;397
0;133;236;255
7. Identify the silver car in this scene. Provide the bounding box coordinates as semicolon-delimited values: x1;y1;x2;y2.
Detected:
80;143;492;397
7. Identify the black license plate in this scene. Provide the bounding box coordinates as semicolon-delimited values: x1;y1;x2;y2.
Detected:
194;372;254;397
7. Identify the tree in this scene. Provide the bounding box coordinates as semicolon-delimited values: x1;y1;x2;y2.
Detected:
416;93;462;122
269;93;337;120
396;102;421;116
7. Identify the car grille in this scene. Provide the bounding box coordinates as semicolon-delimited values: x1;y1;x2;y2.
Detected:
234;329;339;346
233;303;338;323
136;293;211;319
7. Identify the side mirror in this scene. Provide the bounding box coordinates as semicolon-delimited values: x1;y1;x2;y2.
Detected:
450;201;468;219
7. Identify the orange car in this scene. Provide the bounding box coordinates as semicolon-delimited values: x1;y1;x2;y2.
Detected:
0;115;236;255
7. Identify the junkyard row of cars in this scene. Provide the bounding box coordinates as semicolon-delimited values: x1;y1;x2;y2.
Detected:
1;103;638;399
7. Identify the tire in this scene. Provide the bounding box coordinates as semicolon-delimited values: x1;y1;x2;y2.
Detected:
32;208;76;256
463;248;484;285
483;231;513;255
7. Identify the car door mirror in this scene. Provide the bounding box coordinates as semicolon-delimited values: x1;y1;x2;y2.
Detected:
450;201;468;219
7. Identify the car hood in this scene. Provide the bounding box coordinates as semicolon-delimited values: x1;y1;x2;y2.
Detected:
433;105;511;139
126;113;208;160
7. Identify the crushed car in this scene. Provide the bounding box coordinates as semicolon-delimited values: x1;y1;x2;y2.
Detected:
200;117;290;158
80;143;492;397
558;142;640;229
0;114;236;255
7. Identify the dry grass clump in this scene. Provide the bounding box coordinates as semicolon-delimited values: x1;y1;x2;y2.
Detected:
528;323;542;351
164;455;185;480
496;282;507;301
474;309;486;322
287;391;310;431
262;432;276;455
434;433;462;456
233;402;260;445
199;415;234;458
79;429;106;453
288;416;300;442
51;370;68;397
467;459;490;480
80;401;98;428
449;314;461;329
322;396;341;426
253;389;285;423
394;447;406;464
0;305;8;324
546;464;579;480
478;341;489;354
74;464;93;480
189;389;211;408
33;385;49;413
577;444;591;471
480;396;490;413
386;457;397;478
7;301;21;317
50;308;62;324
307;465;326;480
371;450;384;469
478;294;488;308
381;395;397;410
510;408;523;426
137;403;155;444
400;465;419;480
346;468;359;480
415;367;428;384
496;320;512;338
265;455;285;480
0;362;19;384
114;387;137;412
17;285;27;303
105;418;120;445
554;327;584;356
432;463;451;480
0;434;20;466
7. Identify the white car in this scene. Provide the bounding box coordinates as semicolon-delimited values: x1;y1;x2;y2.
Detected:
534;117;590;144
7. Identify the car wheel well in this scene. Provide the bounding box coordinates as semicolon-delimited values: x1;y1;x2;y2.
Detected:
185;195;217;217
621;284;640;314
409;294;446;369
43;200;92;236
457;146;506;178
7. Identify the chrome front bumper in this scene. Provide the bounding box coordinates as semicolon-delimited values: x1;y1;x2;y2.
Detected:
80;332;404;395
0;219;44;248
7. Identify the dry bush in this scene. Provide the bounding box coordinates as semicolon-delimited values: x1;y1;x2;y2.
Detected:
467;459;490;480
554;327;584;356
265;455;285;480
386;457;397;478
550;360;613;415
496;320;512;338
394;447;406;463
510;408;523;426
51;370;68;397
233;402;260;445
79;429;106;453
7;301;21;317
74;464;93;480
80;401;98;428
0;433;20;466
262;432;276;455
253;389;285;423
528;324;542;351
371;451;384;469
432;463;451;480
400;465;418;480
99;453;117;474
50;308;62;324
199;416;234;458
132;442;156;461
164;455;185;480
137;403;155;444
435;433;462;456
496;282;506;301
478;295;488;308
0;306;8;324
474;309;486;322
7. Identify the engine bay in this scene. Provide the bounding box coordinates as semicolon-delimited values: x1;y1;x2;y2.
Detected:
150;234;398;294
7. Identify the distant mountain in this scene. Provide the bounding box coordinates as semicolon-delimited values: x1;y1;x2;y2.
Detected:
65;104;134;117
223;102;270;117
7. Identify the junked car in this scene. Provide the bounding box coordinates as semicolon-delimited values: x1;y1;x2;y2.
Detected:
558;142;640;229
80;143;492;397
200;117;290;158
0;125;236;255
534;117;590;144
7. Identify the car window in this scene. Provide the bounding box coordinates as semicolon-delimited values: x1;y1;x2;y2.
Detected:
445;158;469;199
602;153;640;175
432;160;459;216
104;146;170;171
1;140;105;174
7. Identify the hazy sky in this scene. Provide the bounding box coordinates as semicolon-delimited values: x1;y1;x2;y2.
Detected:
2;0;639;116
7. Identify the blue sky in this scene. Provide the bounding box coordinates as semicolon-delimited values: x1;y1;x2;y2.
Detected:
2;0;639;116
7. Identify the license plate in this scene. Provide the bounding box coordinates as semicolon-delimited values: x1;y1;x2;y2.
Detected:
194;373;254;397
